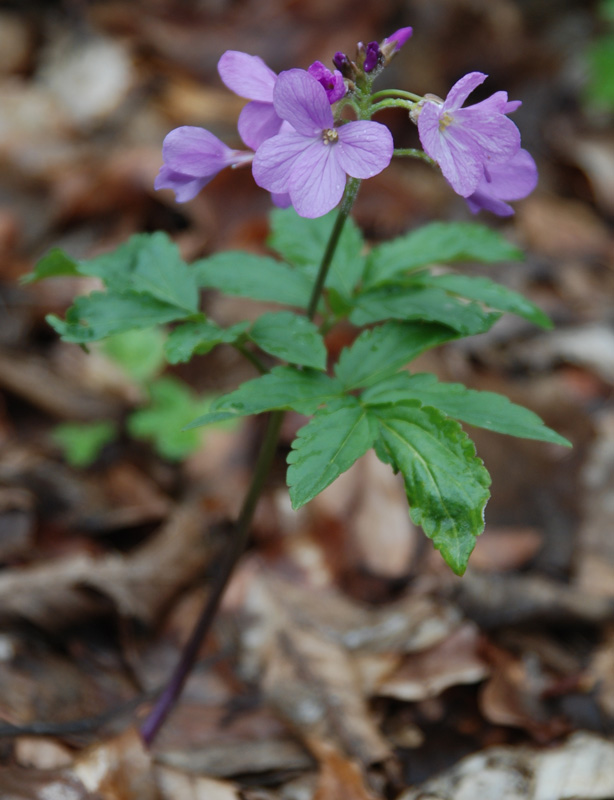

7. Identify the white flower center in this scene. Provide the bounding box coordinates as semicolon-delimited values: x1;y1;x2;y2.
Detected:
322;128;339;145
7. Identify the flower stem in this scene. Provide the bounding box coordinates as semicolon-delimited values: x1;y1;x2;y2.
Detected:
371;88;423;103
139;180;360;748
306;178;361;320
370;98;417;115
393;148;436;166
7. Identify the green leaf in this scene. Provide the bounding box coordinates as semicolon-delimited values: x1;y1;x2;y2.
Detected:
335;321;458;390
287;398;376;509
165;319;250;364
101;328;166;382
269;207;365;298
364;221;523;289
52;421;117;467
23;249;82;283
185;366;343;429
127;376;211;460
350;286;501;336
372;402;491;575
411;273;552;329
585;34;614;110
47;291;191;344
249;311;327;369
78;233;198;312
193;252;313;307
363;372;572;447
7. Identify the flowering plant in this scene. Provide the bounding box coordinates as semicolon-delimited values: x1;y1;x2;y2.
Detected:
27;27;568;745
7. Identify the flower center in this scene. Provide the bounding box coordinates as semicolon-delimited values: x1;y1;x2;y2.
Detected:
322;128;339;145
438;112;454;133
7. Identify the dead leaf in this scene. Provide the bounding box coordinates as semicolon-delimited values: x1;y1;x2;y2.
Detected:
377;624;489;702
399;732;614;800
71;727;158;799
0;495;214;628
241;574;391;767
155;766;240;800
313;746;380;800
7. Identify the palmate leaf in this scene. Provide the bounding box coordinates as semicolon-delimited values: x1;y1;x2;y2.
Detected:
287;398;377;509
185;366;343;429
371;401;491;575
350;286;500;336
335;321;458;390
363;221;523;289
410;273;552;329
268;207;365;298
165;319;250;364
47;291;192;344
362;372;571;447
248;311;327;369
193;252;313;308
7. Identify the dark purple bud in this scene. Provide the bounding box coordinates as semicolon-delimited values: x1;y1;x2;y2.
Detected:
333;51;349;71
364;41;381;73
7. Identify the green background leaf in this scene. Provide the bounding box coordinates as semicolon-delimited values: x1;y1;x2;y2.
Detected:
52;421;117;467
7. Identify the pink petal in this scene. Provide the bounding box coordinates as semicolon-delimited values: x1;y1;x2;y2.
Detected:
288;142;346;218
336;121;393;178
162;127;239;177
273;69;333;136
452;108;520;162
445;72;487;111
252;130;311;193
217;50;277;101
154;165;209;202
238;101;282;149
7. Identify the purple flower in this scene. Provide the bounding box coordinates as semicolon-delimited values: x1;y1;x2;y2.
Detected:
308;61;346;103
217;50;282;150
364;42;380;72
465;149;538;216
252;70;393;218
384;27;413;50
417;72;521;197
155;126;252;202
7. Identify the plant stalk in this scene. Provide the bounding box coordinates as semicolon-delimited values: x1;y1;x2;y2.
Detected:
139;179;361;748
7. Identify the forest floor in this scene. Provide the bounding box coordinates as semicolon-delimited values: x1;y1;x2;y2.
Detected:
1;1;614;797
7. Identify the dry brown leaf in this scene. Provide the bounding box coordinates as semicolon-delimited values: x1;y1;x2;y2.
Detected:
241;574;391;767
0;347;122;421
399;732;614;800
71;727;158;799
0;495;213;628
453;569;614;629
469;527;543;572
312;746;380;800
0;767;95;799
376;624;489;702
156;766;240;800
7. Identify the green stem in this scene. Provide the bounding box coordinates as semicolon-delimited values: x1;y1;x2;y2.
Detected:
140;180;360;748
371;88;423;102
234;342;269;374
394;148;437;166
370;98;417;115
306;178;361;320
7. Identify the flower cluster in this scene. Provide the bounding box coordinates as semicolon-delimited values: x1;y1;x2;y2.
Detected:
155;31;537;218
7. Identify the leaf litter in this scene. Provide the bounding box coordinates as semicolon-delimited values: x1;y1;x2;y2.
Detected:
0;0;614;798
